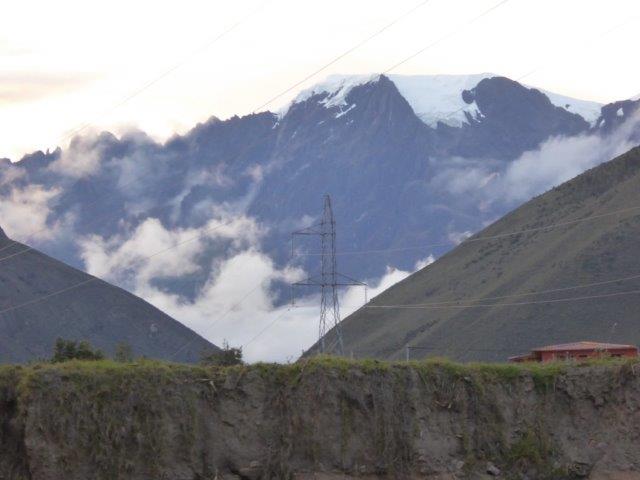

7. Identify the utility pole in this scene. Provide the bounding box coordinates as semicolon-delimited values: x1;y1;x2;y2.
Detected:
292;195;367;356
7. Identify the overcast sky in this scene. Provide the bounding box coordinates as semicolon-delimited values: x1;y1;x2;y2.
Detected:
2;0;639;160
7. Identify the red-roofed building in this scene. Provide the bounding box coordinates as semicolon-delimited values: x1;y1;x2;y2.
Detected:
509;341;638;363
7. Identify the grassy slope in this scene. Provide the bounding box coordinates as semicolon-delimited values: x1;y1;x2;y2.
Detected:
338;146;640;361
0;234;216;363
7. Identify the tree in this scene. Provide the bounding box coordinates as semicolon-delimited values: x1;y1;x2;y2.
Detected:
200;341;243;367
52;338;104;363
114;342;134;362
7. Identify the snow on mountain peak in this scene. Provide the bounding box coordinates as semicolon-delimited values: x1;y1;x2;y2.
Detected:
535;89;602;125
389;73;495;127
278;74;380;118
390;73;603;127
277;73;603;126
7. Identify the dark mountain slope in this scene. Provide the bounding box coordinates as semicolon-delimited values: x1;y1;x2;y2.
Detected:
336;146;640;361
441;77;590;159
0;227;217;363
250;75;607;278
249;75;437;273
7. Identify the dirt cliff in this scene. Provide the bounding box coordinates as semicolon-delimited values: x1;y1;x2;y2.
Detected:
0;358;639;480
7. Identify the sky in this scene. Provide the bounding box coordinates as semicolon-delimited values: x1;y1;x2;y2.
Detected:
2;0;639;161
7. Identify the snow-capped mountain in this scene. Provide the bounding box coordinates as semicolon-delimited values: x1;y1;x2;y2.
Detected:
2;73;639;343
281;73;603;128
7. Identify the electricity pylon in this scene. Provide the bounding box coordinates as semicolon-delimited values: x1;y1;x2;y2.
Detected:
291;195;367;355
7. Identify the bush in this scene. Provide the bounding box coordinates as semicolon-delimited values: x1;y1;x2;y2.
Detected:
200;341;243;367
114;342;134;362
52;338;105;363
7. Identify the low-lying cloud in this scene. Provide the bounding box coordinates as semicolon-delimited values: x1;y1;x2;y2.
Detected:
78;209;436;362
49;134;108;178
0;183;61;241
433;112;640;209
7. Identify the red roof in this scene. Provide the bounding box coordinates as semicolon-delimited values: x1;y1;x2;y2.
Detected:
532;341;638;352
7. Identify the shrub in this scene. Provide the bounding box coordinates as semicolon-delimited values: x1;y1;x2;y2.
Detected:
114;342;134;362
200;341;243;367
52;338;105;363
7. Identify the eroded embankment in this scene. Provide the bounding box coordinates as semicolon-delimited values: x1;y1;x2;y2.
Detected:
0;358;639;480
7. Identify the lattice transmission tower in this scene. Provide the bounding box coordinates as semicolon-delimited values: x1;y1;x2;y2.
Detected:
291;195;367;355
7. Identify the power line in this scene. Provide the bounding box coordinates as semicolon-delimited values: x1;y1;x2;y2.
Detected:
296;204;640;257
430;16;639;127
366;288;640;310
4;162;637;351
233;263;640;352
406;345;513;353
1;0;429;257
137;0;517;355
253;0;434;113
0;3;274;256
0;98;331;353
517;17;639;83
0;218;237;317
0;0;620;356
168;279;268;360
385;272;640;307
0;246;33;262
59;0;273;143
3;0;512;262
291;195;367;356
0;0;444;351
0;81;327;345
0;278;98;317
0;127;277;261
242;308;292;349
382;0;512;74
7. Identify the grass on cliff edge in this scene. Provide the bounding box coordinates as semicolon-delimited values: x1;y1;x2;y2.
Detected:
0;355;636;393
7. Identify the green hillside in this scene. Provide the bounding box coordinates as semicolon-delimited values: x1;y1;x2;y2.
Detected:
337;146;640;361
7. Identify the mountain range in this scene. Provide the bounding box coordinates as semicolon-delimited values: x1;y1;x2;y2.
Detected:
1;73;639;358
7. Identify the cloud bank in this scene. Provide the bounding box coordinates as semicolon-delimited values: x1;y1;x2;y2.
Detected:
77;209;435;362
433;112;640;209
0;182;61;241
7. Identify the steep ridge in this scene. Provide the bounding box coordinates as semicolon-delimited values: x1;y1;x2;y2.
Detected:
336;146;640;361
0;228;217;363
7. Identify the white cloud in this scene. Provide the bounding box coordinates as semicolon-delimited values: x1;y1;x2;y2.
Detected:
447;230;473;245
414;254;436;270
77;211;435;363
79;215;264;286
48;134;107;178
0;184;61;241
433;112;640;208
140;249;305;362
496;123;638;203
